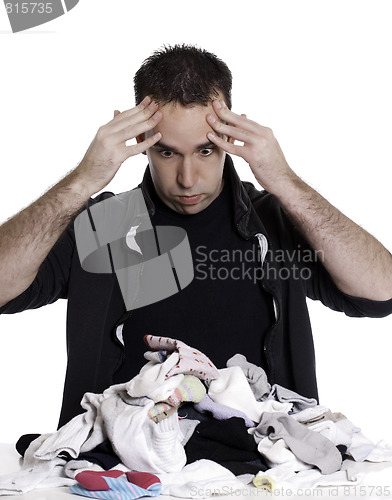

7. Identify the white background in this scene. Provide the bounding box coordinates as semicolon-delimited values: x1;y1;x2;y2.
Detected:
0;0;391;445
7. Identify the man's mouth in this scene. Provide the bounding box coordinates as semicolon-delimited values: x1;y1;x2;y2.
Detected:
177;194;203;205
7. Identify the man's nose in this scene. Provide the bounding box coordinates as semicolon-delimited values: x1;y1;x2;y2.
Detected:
177;156;198;189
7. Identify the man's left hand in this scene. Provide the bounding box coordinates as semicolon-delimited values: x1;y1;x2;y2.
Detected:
206;99;296;194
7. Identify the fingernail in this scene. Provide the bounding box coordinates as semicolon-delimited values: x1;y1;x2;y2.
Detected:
207;132;215;139
208;114;216;123
141;96;150;107
214;100;222;109
221;100;227;109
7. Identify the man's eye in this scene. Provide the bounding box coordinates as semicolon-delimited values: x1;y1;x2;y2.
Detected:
200;148;214;157
159;150;174;158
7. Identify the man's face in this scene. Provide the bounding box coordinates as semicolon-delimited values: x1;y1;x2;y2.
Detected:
144;99;227;215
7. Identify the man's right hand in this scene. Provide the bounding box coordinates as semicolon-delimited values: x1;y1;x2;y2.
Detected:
75;96;162;196
0;96;162;307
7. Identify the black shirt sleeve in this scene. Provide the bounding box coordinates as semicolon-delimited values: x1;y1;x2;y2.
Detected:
263;194;392;319
305;256;392;318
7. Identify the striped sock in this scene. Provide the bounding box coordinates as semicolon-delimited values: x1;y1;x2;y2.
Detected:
70;471;161;499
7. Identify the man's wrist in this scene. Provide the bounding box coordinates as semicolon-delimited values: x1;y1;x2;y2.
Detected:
60;167;97;203
255;165;304;203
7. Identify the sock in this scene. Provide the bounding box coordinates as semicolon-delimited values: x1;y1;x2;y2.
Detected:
194;394;255;427
125;472;160;490
74;470;125;490
15;433;41;457
143;335;219;382
156;459;246;498
165;375;206;406
148;375;206;423
77;439;121;470
70;471;161;499
208;366;292;423
254;412;342;474
125;351;181;398
268;384;317;413
184;417;260;466
148;402;176;423
101;394;186;473
226;353;271;400
0;434;74;496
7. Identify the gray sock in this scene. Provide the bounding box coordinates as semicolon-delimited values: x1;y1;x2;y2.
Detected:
268;384;317;413
254;412;342;474
226;354;270;401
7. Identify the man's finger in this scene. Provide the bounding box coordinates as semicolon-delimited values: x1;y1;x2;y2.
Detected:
207;131;243;157
109;100;160;134
212;100;261;131
116;110;162;144
206;114;253;144
113;96;153;123
124;132;162;158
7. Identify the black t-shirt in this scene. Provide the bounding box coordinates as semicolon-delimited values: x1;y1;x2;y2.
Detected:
113;176;275;383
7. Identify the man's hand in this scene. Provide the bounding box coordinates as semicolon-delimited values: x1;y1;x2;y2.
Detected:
206;99;296;195
0;97;163;307
76;96;162;196
206;99;392;301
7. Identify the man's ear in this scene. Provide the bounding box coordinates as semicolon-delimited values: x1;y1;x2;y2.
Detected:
136;134;147;155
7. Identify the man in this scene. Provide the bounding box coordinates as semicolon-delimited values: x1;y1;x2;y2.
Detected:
1;45;391;429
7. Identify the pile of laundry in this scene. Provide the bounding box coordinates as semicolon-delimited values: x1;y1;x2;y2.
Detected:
1;334;392;498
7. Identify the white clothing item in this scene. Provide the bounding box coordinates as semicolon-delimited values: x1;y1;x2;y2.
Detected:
348;432;392;462
366;440;392;462
157;459;246;498
256;436;312;472
34;363;184;464
208;366;292;422
34;391;105;460
309;417;358;448
290;405;330;423
255;463;363;492
0;435;75;496
125;351;180;397
147;373;184;403
101;393;186;473
63;460;103;479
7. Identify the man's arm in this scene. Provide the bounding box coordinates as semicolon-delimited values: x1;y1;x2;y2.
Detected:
206;99;392;301
0;97;162;307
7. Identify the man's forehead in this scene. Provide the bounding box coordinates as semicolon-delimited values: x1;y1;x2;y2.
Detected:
151;101;218;145
158;100;215;117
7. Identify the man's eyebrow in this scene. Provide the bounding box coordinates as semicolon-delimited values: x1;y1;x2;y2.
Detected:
196;141;217;150
152;140;218;152
152;141;178;152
